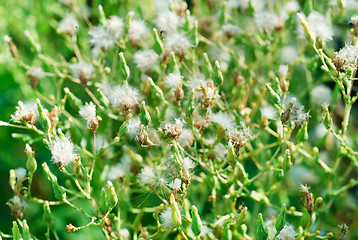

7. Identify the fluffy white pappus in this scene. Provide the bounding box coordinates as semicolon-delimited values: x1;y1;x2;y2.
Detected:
330;0;358;10
79;102;97;126
297;11;333;42
118;229;130;240
69;62;94;80
182;157;195;171
278;64;289;79
281;97;310;126
3;35;11;42
210;111;237;130
107;155;131;180
164;33;192;56
334;44;358;70
138;166;156;186
103;84;140;109
133;49;159;70
277;224;297;240
168;178;182;190
279;1;300;21
107;16;124;39
260;105;278;120
58;13;79;35
254;11;279;33
26;67;45;79
179;128;194;147
128;19;149;44
88;26;115;54
214;143;228;159
15;168;27;180
11;101;38;124
222;23;241;37
280;45;298;65
165;72;182;88
209;46;231;71
310;85;332;105
126;116;141;138
155;11;180;35
160;207;175;229
50;136;77;166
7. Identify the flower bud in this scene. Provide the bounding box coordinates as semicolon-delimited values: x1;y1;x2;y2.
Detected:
148;77;168;104
275;203;286;235
189;20;199;47
43;201;55;228
184;10;191;32
203;53;213;79
169;193;182;227
64;88;82;110
36;99;51;132
297;13;315;45
169;51;179;73
25;144;37;174
265;83;281;107
297;121;309;142
236;206;247;225
12;221;22;240
98;5;107;26
42;162;66;200
213;60;224;86
322;104;333;130
4;35;19;59
255;213;268;240
190;205;202;236
105;181;118;210
185;91;195;117
119;52;130;81
9;169;16;191
140;101;151;127
22;220;31;239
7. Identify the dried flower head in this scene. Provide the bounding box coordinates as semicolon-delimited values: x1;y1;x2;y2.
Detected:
128;19;149;47
161;118;186;139
222;23;241;39
103;84;140;111
69;62;94;87
26;67;45;89
281;97;310;126
333;44;358;71
299;184;315;215
277;224;297;240
11;101;38;125
50;136;77;168
7;196;25;219
107;16;124;39
227;128;251;152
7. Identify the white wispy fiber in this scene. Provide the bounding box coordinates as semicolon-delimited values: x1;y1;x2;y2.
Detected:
69;62;94;80
254;11;279;33
210;111;237;130
277;224;297;240
133;49;159;71
107;16;124;39
297;11;333;42
103;84;140;109
79;102;97;127
260;105;278;120
58;13;79;35
222;23;241;37
26;67;45;80
281;97;310;126
179;128;194;147
182;157;195;171
50;136;77;166
155;11;180;35
165;72;182;88
333;44;358;70
11;101;38;124
159;208;175;229
168;178;182;190
88;26;115;56
126;116;141;139
138;166;156;186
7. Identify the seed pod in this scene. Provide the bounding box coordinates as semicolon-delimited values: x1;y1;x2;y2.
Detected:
140;101;151;127
255;213;268;240
25;144;37;174
297;121;309;142
169;193;182;227
275;203;286;236
36;99;51;132
119;52;130;81
190;205;202;236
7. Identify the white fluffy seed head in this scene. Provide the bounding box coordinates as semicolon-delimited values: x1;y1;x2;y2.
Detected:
26;67;45;79
103;84;140;109
58;13;79;35
107;155;131;180
69;62;94;80
168;178;182;190
79;102;97;127
182;157;195;171
3;35;11;42
155;11;180;35
107;16;124;39
165;72;182;88
277;224;297;240
260;105;278;120
159;208;175;229
254;11;279;33
126;116;141;138
88;26;115;56
164;33;191;55
128;19;149;44
210;111;237;130
310;85;332;105
138;166;156;186
50;136;77;166
133;49;159;70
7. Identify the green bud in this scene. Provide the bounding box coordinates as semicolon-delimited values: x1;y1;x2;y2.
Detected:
119;120;128;138
64;87;82;110
303;0;312;16
190;205;202;236
43;201;55;228
25;144;37;174
222;225;232;240
297;121;309;142
9;169;16;191
22;220;32;240
12;221;22;240
125;11;135;33
219;3;228;25
42;162;66;200
105;181;118;210
236;207;247;225
203;53;213;79
140;101;151;126
148;77;168;104
275;203;286;236
184;10;191;32
227;144;237;166
98;5;107;26
153;28;163;54
36;98;51;132
24;30;41;53
169;193;182;227
248;0;255;17
265;83;281;107
119;52;130;81
213;61;224;86
315;197;323;208
11;133;31;142
99;187;107;214
283;149;292;171
188;20;199;47
255;213;268;240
